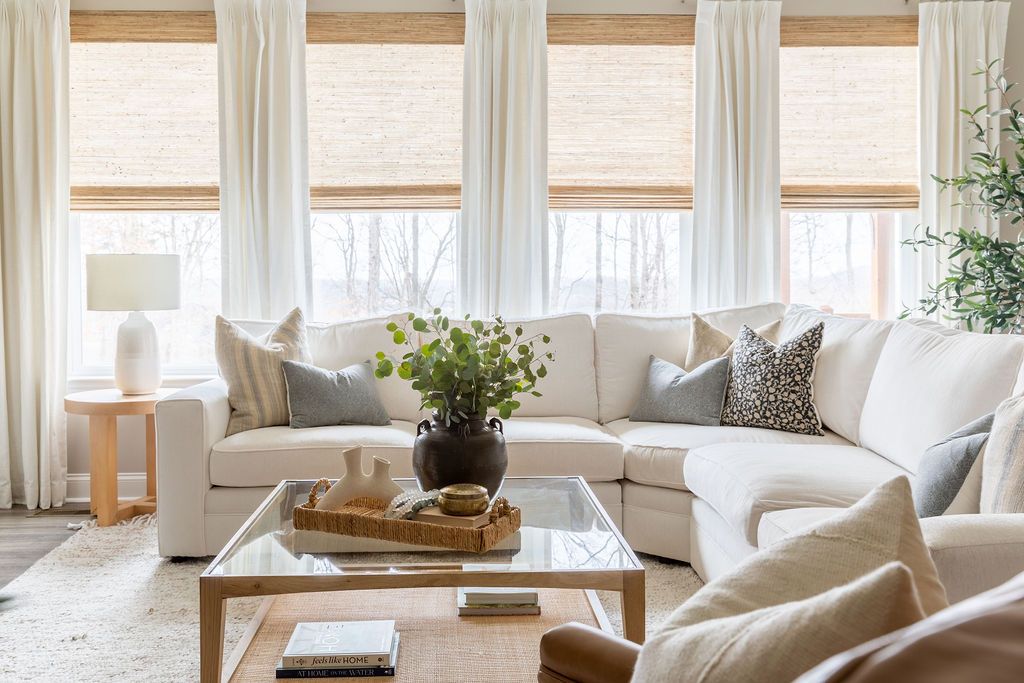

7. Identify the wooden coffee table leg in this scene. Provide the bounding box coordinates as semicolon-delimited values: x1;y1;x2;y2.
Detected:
200;578;226;683
621;570;646;644
145;413;157;498
89;415;118;527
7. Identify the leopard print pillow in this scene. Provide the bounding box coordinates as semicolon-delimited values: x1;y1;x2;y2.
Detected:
720;322;824;436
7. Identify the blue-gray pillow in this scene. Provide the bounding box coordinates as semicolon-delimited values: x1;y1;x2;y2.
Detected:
629;356;730;426
913;413;993;518
282;360;391;428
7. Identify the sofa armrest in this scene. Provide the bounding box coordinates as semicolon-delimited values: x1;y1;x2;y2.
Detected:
156;378;230;557
920;513;1024;603
538;622;640;683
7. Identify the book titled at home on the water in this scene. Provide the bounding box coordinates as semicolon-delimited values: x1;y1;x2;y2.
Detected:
281;620;396;669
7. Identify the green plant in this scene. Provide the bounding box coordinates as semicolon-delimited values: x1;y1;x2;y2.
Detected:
902;61;1024;333
375;309;554;424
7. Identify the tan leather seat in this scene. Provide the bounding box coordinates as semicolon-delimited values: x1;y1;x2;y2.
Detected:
538;622;639;683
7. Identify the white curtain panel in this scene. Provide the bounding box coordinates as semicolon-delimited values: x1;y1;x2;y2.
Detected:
0;0;69;509
910;1;1010;316
460;0;549;318
691;0;781;310
216;0;312;320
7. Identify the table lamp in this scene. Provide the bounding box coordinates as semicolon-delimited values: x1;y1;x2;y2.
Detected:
86;254;181;395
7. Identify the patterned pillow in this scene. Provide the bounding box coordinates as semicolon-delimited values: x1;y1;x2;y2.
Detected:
216;307;311;436
721;322;824;435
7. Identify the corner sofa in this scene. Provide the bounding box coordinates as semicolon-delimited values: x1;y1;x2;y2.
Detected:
156;303;1024;602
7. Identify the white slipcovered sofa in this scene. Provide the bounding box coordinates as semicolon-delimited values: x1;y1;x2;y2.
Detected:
156;303;1024;602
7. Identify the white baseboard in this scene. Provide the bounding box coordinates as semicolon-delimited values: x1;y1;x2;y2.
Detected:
66;472;148;503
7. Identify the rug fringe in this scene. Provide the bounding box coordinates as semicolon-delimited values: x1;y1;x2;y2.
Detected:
68;513;158;532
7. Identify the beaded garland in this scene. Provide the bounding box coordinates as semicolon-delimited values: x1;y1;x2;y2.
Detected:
383;489;441;520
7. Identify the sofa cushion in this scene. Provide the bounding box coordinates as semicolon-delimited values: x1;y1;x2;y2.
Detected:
231;314;423;423
594;303;785;424
610;419;850;490
209;417;622;487
781;305;894;444
859;321;1024;474
758;507;841;548
500;314;599;421
210;422;420;486
501;417;623;481
683;443;909;544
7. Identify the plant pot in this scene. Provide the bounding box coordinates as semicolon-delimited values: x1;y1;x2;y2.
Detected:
413;415;508;499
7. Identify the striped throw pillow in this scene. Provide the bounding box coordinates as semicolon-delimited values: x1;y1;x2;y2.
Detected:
216;307;311;436
981;394;1024;513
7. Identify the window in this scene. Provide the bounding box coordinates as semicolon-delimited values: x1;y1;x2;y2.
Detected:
546;17;693;313
69;15;221;373
778;19;918;316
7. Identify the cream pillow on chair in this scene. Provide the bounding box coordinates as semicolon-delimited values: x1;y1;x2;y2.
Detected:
632;563;926;683
632;477;947;683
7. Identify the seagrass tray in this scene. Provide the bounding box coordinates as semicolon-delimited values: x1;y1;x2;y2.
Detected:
293;483;521;554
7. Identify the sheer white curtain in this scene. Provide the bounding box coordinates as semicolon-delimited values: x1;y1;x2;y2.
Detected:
216;0;312;320
460;0;549;318
909;1;1010;316
0;0;69;509
691;0;781;310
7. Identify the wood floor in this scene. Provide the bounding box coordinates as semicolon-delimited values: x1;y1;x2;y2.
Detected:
0;504;92;590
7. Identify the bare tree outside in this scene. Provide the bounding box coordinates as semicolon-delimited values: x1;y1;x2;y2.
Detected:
312;212;456;321
787;211;876;315
548;212;682;313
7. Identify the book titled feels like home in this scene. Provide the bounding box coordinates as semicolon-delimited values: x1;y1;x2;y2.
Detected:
282;620;397;669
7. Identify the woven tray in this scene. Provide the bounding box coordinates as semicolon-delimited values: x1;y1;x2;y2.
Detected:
293;484;521;554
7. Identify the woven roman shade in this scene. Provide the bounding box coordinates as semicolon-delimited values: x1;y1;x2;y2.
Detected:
780;44;919;209
69;40;219;210
548;44;694;210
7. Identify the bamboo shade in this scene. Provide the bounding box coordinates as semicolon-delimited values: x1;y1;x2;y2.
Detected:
306;43;463;208
780;45;919;207
548;44;694;209
69;41;219;197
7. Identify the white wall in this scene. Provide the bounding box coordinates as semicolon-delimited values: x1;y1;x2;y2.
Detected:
64;0;1024;496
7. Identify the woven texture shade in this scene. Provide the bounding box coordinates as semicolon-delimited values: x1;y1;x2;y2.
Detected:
306;43;463;210
549;44;693;209
780;45;918;208
70;42;219;193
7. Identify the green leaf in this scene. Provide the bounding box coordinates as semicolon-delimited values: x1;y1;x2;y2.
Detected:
393;329;407;344
412;318;428;332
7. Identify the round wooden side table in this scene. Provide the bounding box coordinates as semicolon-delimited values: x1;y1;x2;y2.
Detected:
64;388;175;527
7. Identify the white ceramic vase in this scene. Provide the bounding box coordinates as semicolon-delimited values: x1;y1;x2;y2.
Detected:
315;447;405;511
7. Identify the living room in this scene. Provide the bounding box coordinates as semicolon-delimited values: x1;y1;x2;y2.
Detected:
2;0;1024;680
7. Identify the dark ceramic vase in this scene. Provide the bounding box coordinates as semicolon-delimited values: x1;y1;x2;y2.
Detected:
413;414;508;499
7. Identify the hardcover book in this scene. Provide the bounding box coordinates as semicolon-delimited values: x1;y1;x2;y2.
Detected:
457;593;541;616
414;506;491;528
458;586;539;606
282;620;396;669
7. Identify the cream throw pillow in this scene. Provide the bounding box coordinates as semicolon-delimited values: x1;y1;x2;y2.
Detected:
216;308;311;436
632;563;926;683
684;313;781;371
631;476;948;682
981;394;1024;513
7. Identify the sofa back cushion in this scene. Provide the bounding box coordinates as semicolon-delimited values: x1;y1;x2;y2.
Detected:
231;314;422;423
780;305;894;444
858;322;1024;473
594;303;785;424
500;313;599;421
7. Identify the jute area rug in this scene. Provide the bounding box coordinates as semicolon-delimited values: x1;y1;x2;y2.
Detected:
0;517;702;682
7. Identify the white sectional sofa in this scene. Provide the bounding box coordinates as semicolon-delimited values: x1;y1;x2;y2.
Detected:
156;303;1024;602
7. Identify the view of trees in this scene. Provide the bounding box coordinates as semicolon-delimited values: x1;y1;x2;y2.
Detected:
311;212;457;321
549;212;683;313
785;212;877;316
76;213;221;369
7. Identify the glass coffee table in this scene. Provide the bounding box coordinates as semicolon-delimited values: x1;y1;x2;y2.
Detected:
200;476;644;682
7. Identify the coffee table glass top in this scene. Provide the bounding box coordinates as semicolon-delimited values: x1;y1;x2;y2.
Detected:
208;477;641;577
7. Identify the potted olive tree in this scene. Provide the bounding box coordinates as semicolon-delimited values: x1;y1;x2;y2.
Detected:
376;310;554;497
903;62;1024;333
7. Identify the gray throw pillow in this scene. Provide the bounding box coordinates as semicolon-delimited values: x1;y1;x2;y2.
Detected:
913;413;993;518
282;360;391;428
629;355;730;426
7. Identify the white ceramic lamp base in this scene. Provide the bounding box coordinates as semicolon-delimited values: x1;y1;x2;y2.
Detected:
114;311;162;395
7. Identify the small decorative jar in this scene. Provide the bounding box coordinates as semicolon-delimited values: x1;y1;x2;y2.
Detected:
437;483;490;516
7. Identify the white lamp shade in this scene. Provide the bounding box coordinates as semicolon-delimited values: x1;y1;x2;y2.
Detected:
86;253;182;311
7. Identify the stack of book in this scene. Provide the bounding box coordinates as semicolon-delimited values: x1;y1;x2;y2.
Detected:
457;587;541;616
276;620;400;679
